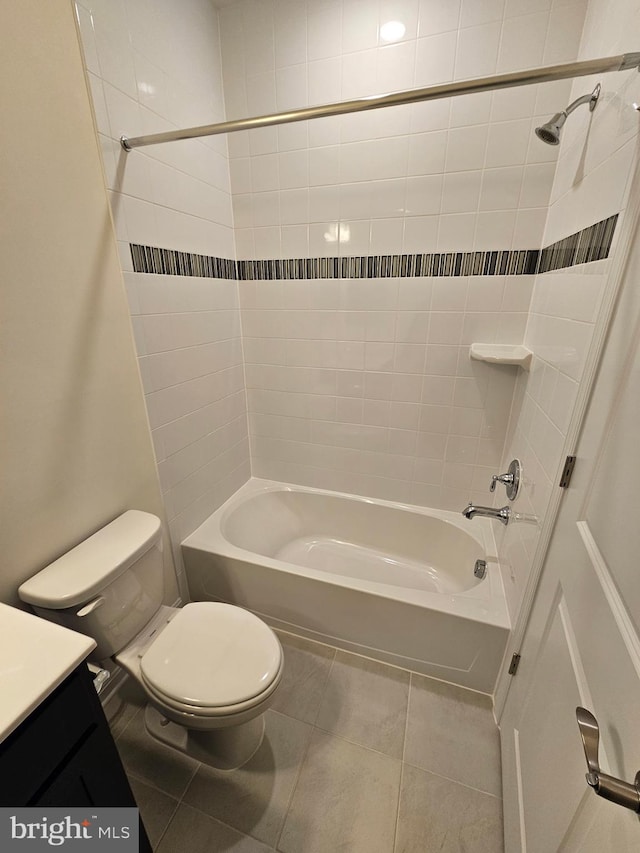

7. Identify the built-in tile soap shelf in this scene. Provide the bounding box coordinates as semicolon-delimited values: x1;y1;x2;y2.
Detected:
469;343;533;371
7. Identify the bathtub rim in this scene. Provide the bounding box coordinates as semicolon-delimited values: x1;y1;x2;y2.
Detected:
182;477;511;631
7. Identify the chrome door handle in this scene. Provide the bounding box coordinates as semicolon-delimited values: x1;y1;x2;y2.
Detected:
576;707;640;812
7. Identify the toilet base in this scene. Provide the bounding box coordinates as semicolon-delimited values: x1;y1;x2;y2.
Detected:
144;704;265;770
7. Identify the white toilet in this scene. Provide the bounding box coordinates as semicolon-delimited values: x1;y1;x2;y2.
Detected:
18;510;283;770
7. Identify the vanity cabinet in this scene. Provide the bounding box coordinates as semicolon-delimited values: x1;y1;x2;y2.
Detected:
0;664;151;851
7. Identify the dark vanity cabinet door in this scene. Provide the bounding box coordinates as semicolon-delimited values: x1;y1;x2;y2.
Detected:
0;665;151;852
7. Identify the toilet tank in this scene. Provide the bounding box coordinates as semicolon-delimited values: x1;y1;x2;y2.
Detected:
18;510;164;660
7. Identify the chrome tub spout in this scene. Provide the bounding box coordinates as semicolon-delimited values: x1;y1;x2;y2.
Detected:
462;503;511;525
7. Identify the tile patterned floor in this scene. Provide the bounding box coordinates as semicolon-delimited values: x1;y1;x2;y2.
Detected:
112;632;504;852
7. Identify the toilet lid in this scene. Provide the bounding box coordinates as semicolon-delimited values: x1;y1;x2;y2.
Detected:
139;602;282;708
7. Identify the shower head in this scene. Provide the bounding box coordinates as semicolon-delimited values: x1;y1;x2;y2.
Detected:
535;112;567;145
535;83;601;146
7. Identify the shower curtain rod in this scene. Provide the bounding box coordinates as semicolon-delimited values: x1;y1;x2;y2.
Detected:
120;52;640;151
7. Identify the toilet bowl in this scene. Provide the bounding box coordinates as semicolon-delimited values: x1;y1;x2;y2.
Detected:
18;510;283;770
116;601;283;768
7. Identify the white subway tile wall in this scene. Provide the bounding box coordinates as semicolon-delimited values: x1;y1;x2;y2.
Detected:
495;0;640;624
219;0;589;260
240;274;530;508
75;0;250;582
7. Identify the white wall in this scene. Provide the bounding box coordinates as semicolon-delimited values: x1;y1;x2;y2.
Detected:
495;1;640;623
219;0;588;509
75;0;251;565
0;0;176;608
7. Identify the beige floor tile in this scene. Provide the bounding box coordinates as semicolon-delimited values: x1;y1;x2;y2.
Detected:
110;700;142;741
182;710;312;847
315;651;410;758
278;728;402;853
127;775;179;849
157;803;272;853
404;674;501;797
271;632;335;724
116;710;199;800
395;763;503;852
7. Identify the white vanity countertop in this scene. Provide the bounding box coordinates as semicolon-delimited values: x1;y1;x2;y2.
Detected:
0;602;96;744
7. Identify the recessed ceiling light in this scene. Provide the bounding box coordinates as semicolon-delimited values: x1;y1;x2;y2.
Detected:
379;20;406;43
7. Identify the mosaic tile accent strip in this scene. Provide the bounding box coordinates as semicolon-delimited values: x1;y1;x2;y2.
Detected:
537;213;618;274
129;244;538;279
235;249;541;279
129;244;236;279
130;214;618;280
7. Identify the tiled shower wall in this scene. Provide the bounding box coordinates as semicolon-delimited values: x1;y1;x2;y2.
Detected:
495;0;640;623
74;0;250;577
241;274;528;507
219;0;588;508
220;0;586;260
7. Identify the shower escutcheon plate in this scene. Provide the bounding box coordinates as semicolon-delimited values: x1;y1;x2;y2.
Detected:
504;458;521;501
489;458;522;500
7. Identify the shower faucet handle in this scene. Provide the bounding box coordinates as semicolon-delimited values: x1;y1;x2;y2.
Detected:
489;459;521;501
489;472;513;492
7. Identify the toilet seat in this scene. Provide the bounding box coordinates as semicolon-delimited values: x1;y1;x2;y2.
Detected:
138;602;282;714
141;662;282;719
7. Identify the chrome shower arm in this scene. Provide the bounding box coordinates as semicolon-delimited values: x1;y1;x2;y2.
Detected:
565;94;593;114
566;83;602;116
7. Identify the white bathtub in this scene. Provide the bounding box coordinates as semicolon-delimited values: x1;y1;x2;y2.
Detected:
182;479;511;693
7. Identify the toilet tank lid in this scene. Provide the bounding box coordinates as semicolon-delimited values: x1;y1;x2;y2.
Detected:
18;511;162;610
